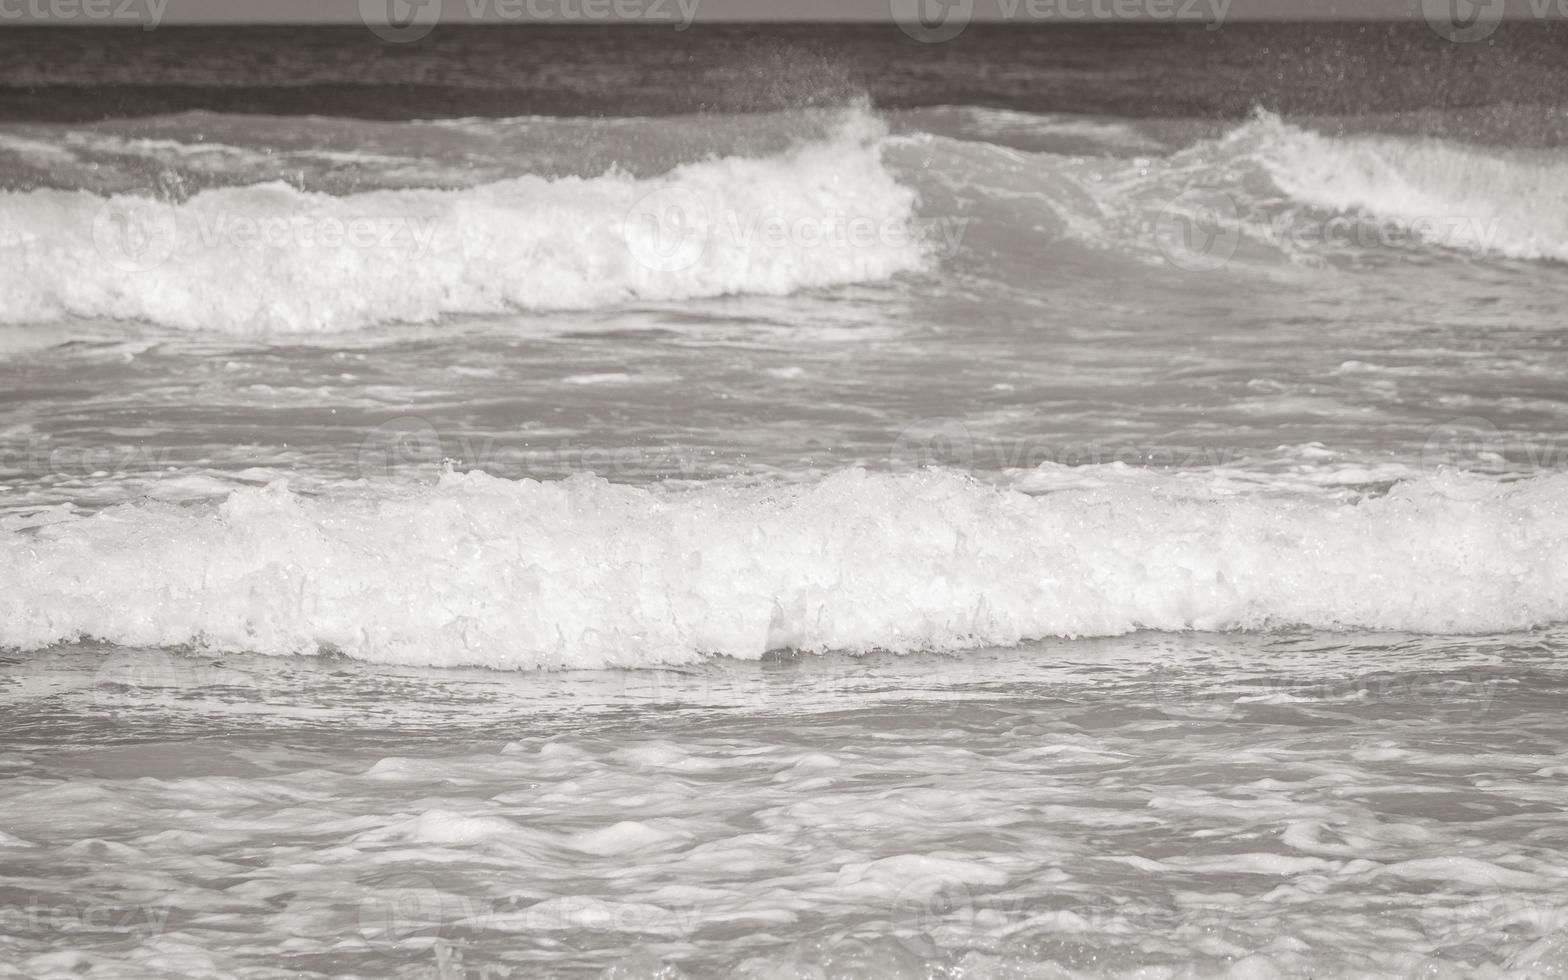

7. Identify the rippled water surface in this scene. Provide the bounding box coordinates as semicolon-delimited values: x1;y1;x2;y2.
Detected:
3;21;1568;980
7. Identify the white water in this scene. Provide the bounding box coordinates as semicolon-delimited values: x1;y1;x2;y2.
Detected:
0;112;922;333
5;99;1568;980
3;468;1567;668
2;110;1565;335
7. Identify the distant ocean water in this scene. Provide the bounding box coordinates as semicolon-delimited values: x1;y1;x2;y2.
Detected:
2;22;1568;980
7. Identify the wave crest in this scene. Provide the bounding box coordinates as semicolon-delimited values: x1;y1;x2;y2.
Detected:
4;468;1565;669
1240;111;1568;263
0;109;922;333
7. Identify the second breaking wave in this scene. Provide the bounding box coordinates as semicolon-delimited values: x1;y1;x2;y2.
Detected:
3;468;1565;669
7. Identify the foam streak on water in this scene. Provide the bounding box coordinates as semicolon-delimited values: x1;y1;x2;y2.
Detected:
2;636;1568;979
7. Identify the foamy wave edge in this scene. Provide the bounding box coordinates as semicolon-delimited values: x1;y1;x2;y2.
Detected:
0;109;923;333
3;468;1564;669
1241;111;1568;263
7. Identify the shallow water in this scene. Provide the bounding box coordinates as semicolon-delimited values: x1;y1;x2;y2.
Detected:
4;634;1568;979
3;22;1568;980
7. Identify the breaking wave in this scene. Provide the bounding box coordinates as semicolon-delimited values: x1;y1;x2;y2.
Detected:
0;110;923;333
1241;112;1568;263
0;106;1561;335
4;468;1565;669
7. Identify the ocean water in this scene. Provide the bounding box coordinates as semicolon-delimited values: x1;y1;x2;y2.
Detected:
3;22;1568;980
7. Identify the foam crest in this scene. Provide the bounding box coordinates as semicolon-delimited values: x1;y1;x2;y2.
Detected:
1241;112;1568;262
0;110;921;333
3;469;1565;669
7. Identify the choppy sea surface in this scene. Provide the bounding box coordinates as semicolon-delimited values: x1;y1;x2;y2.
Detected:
2;22;1567;980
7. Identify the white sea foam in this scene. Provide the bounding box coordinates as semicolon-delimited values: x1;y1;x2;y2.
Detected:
1240;112;1568;263
3;468;1565;668
0;110;922;333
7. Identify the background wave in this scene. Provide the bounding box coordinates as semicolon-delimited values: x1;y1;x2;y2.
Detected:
0;110;922;333
0;107;1562;333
